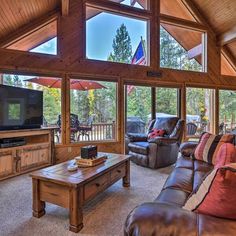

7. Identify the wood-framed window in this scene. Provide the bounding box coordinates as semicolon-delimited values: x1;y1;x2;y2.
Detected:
69;78;118;143
85;1;150;66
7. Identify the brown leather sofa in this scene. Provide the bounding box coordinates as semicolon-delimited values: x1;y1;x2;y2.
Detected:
124;142;236;236
127;117;184;169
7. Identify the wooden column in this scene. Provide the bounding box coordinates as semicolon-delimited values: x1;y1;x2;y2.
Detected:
150;0;160;70
214;89;219;134
181;84;187;140
0;73;3;84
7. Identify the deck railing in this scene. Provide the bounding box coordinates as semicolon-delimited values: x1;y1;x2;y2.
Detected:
79;121;116;142
51;121;116;143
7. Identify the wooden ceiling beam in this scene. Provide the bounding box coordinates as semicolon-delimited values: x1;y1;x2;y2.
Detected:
188;44;202;59
222;46;236;72
0;10;59;48
181;0;215;39
61;0;70;16
218;26;236;46
160;14;207;32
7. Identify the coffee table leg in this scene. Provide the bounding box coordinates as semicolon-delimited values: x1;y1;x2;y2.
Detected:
69;187;83;233
32;178;45;218
123;160;130;187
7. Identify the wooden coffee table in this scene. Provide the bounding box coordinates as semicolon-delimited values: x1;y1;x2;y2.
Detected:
30;153;130;233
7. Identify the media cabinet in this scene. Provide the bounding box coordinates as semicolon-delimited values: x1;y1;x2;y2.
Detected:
0;128;55;181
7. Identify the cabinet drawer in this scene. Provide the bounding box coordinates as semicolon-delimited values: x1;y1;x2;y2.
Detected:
19;147;49;171
84;173;110;201
110;164;126;182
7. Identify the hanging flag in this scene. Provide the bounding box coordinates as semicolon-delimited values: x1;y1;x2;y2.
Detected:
127;38;147;95
131;37;146;65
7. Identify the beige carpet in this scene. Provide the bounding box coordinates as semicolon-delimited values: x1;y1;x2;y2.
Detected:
0;163;172;236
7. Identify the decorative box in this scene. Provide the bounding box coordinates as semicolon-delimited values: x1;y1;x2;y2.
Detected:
81;145;97;159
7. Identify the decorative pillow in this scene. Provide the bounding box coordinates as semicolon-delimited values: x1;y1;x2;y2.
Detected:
194;132;234;165
148;128;165;139
214;143;236;169
183;163;236;220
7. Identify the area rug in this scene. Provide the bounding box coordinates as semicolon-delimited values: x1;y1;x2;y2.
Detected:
0;163;172;236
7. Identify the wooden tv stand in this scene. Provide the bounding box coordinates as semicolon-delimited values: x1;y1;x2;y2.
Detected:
0;128;55;181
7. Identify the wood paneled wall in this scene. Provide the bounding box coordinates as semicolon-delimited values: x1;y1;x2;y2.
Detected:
0;0;236;162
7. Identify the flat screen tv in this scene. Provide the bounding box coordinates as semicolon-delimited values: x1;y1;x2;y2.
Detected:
0;85;43;130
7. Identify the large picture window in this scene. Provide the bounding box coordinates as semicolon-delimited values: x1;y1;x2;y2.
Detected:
2;20;57;56
86;6;148;65
70;79;117;142
156;87;179;117
219;90;236;134
186;87;214;137
126;85;152;134
160;24;206;72
2;74;62;143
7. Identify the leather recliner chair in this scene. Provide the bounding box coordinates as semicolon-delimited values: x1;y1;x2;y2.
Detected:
127;117;184;169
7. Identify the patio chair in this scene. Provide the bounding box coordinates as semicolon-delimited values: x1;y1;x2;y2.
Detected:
56;114;80;142
186;122;197;135
78;116;93;141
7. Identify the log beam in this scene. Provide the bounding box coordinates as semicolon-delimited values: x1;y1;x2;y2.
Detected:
181;0;215;38
0;10;59;48
222;46;236;72
160;14;207;32
188;44;202;59
218;26;236;46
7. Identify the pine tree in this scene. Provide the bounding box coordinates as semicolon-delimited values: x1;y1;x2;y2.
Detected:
108;23;132;63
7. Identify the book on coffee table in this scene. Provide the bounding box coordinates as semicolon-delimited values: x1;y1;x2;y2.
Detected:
75;154;108;167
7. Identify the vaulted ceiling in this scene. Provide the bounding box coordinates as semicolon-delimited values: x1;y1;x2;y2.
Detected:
0;0;235;74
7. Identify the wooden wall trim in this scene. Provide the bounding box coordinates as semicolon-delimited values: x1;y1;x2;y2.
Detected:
86;0;151;20
160;14;207;32
181;0;215;39
0;10;59;48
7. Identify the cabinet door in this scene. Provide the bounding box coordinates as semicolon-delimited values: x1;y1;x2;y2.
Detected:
0;151;15;178
19;146;50;171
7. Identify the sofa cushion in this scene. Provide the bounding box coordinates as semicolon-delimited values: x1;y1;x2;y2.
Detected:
214;143;236;169
148;128;165;139
194;159;213;172
194;132;234;165
175;155;194;169
183;163;236;220
155;188;190;206
128;142;149;155
163;167;193;193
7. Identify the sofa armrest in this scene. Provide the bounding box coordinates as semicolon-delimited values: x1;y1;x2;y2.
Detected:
179;142;198;157
126;133;148;142
124;202;197;236
148;137;178;145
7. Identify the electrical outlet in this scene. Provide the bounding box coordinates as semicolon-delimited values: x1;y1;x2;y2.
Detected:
68;147;72;153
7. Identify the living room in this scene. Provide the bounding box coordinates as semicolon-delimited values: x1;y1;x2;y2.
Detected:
0;0;236;235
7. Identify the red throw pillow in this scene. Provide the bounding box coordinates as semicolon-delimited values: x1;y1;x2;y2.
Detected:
183;163;236;220
194;132;234;165
214;143;236;169
148;128;165;139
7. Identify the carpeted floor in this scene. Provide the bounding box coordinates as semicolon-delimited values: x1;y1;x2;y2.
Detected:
0;163;172;236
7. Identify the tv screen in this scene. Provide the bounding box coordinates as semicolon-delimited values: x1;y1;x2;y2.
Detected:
0;85;43;130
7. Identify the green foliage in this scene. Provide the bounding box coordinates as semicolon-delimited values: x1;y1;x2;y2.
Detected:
219;90;236;122
156;88;177;115
160;26;202;72
43;87;61;124
127;86;151;123
70;81;116;123
108;23;132;63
